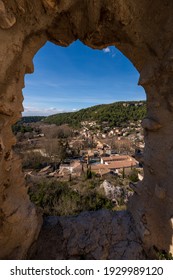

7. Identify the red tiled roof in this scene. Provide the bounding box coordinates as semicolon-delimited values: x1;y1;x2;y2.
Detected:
107;160;137;169
91;159;137;171
101;155;129;162
91;164;109;171
90;165;110;175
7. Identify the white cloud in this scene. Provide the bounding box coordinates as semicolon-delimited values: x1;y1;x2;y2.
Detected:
102;46;117;58
103;47;111;53
23;106;67;116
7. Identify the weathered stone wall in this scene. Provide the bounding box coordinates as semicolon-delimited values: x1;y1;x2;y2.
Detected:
28;210;146;260
1;0;173;259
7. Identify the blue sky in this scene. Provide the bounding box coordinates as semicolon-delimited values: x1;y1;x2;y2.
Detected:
23;40;146;116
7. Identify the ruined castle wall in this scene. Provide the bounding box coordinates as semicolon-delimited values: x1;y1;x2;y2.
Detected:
1;0;173;259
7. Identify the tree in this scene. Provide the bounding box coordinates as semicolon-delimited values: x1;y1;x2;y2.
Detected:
45;139;67;169
42;124;72;139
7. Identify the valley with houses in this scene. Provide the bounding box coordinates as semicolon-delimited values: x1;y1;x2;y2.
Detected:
13;101;145;216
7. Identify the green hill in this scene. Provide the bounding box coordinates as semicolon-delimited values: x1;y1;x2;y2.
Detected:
20;116;45;123
12;116;45;135
44;101;146;128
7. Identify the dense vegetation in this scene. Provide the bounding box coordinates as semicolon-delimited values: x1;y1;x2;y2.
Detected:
19;116;45;123
27;161;137;216
12;124;33;134
12;116;45;134
44;101;146;128
28;178;113;216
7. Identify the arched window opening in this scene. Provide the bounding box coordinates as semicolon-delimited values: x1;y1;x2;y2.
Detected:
13;40;146;217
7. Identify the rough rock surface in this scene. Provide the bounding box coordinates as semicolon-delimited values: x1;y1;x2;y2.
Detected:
100;180;132;205
1;0;173;259
28;210;146;260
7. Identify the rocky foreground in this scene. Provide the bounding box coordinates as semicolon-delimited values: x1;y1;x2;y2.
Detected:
28;210;146;260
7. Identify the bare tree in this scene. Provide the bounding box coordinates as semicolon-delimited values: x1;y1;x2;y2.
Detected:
110;138;131;154
44;139;67;169
42;124;72;139
42;124;71;168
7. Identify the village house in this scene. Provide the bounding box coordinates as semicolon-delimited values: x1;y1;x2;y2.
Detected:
90;164;112;176
100;155;132;164
91;154;138;177
105;159;137;170
58;160;84;178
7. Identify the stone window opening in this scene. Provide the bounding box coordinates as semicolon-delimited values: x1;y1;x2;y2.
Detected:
1;0;173;260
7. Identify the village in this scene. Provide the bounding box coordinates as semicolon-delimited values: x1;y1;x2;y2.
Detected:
13;116;144;182
12;114;145;215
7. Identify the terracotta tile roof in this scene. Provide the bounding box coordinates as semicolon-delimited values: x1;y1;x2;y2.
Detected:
97;169;110;175
90;165;110;175
107;160;137;169
101;155;129;162
91;164;109;171
91;159;137;171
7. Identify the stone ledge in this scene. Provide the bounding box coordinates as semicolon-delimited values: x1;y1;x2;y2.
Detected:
28;209;146;260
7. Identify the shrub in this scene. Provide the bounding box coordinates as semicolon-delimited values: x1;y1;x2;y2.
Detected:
22;152;48;170
28;178;113;216
128;168;138;182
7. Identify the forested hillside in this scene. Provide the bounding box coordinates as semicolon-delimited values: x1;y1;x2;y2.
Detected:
12;116;45;134
19;116;45;123
44;101;146;128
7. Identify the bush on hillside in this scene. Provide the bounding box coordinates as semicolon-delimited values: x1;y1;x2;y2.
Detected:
28;179;113;216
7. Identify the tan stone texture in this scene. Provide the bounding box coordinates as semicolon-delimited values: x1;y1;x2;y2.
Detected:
28;210;146;260
1;0;173;259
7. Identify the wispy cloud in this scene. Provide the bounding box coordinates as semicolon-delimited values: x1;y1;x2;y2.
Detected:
103;47;111;53
23;106;67;116
103;46;117;58
24;95;118;104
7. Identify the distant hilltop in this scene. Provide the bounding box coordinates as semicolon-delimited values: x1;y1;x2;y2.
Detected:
20;101;146;128
43;100;146;128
